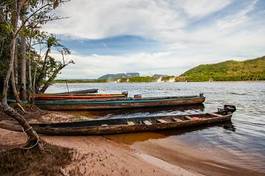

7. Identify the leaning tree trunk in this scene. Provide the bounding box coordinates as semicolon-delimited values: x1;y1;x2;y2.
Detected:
40;64;67;93
2;36;39;145
2;0;40;148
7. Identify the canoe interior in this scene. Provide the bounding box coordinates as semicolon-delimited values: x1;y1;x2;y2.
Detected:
34;93;127;100
28;105;235;136
55;88;98;94
33;113;225;128
61;104;205;116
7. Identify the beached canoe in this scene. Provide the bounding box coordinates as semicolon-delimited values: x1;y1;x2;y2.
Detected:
53;88;98;94
35;94;206;111
34;93;128;100
30;105;236;135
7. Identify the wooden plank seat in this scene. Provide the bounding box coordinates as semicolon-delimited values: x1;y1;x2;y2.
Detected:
157;119;168;123
143;120;152;125
172;118;183;122
127;121;135;125
185;116;193;120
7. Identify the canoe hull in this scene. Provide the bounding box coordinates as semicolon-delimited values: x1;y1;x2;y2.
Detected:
35;96;205;111
31;113;232;135
34;94;127;100
55;89;98;94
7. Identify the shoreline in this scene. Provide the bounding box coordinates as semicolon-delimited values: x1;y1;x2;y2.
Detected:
1;127;264;176
53;80;265;84
0;128;197;176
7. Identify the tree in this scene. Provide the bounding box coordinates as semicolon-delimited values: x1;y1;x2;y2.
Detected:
34;35;72;93
1;0;40;148
0;0;70;149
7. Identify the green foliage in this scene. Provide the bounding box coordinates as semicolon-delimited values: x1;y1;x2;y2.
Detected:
161;76;175;82
0;23;13;34
121;76;156;82
122;76;155;82
0;22;11;82
0;0;72;94
47;35;60;48
181;56;265;81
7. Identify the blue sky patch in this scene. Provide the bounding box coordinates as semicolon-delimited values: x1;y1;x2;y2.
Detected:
58;35;161;56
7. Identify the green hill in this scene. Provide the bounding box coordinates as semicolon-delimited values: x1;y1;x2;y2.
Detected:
181;56;265;81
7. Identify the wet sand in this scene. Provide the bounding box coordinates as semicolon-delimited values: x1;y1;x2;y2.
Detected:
106;132;265;176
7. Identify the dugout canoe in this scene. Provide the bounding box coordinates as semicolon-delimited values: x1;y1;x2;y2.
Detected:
35;94;206;111
33;93;128;100
30;105;236;135
54;88;98;94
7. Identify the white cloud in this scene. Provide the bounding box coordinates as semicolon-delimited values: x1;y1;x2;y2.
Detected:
44;0;231;40
56;51;237;79
217;0;257;30
177;0;232;18
43;0;265;79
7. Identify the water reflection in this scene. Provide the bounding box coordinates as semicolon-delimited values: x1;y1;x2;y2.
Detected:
223;123;236;132
105;122;235;145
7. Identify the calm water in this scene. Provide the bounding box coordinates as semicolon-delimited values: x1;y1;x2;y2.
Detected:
47;82;265;172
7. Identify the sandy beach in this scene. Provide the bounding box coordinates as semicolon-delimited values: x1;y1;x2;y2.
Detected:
1;107;265;176
0;127;199;176
1;125;264;176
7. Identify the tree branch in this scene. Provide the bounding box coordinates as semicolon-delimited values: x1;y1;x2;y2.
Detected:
15;3;51;37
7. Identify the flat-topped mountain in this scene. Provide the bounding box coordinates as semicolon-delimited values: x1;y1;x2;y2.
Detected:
98;73;140;81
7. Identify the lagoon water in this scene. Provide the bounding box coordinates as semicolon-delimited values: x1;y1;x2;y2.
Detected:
47;82;265;173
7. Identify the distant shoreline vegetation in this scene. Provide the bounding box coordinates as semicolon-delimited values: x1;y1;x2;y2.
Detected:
55;56;265;83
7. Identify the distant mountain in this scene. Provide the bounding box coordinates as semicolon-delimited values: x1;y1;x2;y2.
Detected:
55;56;265;83
180;56;265;81
98;72;140;81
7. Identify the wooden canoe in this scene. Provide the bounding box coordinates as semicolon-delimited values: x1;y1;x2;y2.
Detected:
33;93;128;100
54;88;98;94
30;105;236;135
35;94;206;111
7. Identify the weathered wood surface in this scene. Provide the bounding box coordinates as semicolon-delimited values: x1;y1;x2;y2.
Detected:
30;111;233;135
34;93;127;100
54;88;98;94
35;94;206;111
0;105;236;136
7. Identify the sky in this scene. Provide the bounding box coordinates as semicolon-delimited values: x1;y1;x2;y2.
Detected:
43;0;265;79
